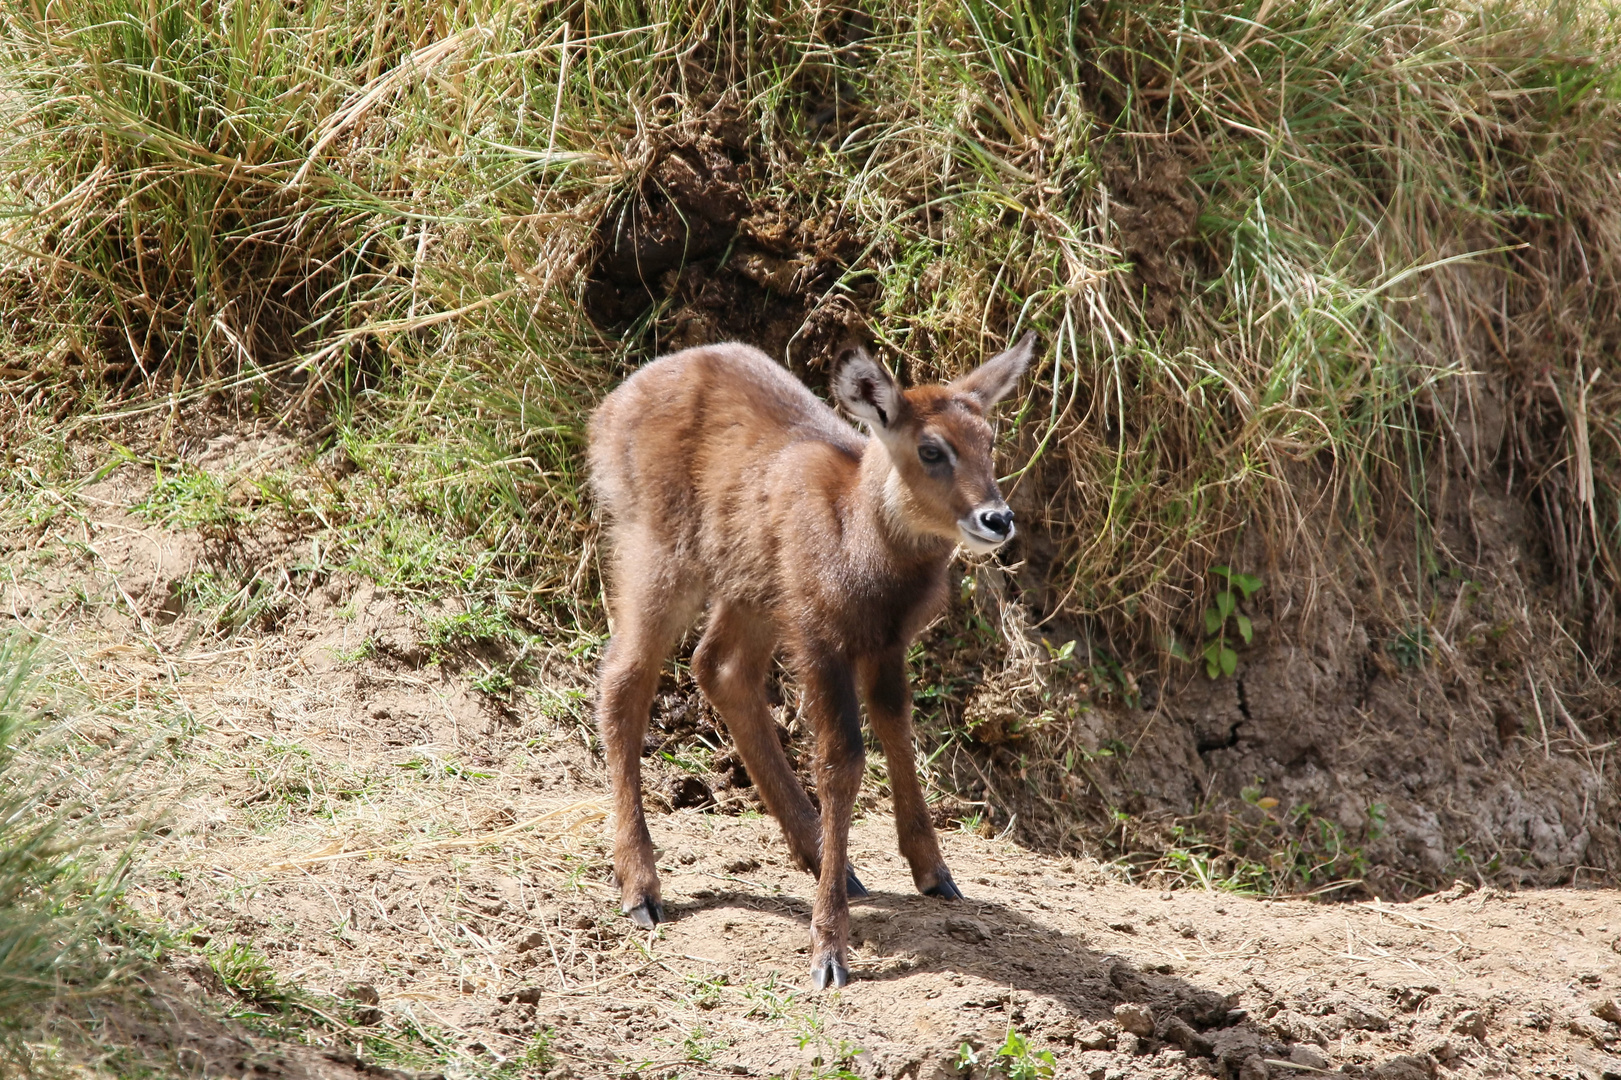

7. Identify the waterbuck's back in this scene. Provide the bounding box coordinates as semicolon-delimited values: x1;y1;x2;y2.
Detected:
587;343;865;589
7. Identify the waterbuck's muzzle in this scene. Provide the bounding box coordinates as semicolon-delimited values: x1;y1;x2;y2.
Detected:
958;500;1015;553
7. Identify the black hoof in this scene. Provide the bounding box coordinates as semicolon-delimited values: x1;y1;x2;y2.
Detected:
923;869;963;900
810;957;850;990
625;899;665;928
845;867;869;898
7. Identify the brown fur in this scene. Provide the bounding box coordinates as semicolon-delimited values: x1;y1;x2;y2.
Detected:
587;333;1035;988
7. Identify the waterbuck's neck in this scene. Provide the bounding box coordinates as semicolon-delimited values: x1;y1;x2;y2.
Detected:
855;439;954;571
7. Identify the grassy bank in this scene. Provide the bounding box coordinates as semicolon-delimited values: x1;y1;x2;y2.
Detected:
5;0;1620;645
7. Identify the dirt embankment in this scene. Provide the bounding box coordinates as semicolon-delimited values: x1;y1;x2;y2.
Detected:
6;422;1621;1080
980;372;1616;897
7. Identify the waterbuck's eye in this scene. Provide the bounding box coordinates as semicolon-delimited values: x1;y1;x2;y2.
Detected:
918;443;947;466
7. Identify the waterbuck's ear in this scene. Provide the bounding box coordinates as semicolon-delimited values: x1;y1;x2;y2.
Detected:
832;346;905;430
950;330;1037;409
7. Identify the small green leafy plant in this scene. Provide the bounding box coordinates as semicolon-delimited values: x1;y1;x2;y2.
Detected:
741;972;797;1020
956;1030;1055;1080
795;1009;864;1078
490;1026;556;1077
682;972;728;1010
679;1023;728;1064
995;1030;1056;1080
1200;566;1262;678
1388;624;1432;669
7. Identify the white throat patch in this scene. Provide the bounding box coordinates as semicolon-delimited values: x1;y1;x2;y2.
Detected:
881;466;916;536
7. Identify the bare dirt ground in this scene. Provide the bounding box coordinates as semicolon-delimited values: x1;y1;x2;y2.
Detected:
8;430;1621;1080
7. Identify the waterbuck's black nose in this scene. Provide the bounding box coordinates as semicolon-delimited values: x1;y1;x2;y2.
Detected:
977;508;1014;537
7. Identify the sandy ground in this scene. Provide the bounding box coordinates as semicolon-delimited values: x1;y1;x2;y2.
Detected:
6;442;1621;1080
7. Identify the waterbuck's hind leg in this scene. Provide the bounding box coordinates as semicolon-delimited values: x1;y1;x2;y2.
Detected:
799;652;865;990
598;545;701;927
859;652;962;900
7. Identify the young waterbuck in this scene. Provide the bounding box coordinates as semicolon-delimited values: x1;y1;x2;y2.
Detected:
587;332;1036;988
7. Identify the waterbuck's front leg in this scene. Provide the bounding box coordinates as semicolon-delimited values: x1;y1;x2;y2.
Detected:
800;651;865;990
859;651;962;899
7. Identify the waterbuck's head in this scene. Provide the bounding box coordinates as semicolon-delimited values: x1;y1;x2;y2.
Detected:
832;332;1037;553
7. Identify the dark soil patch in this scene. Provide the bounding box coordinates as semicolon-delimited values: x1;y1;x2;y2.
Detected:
583;129;871;371
920;404;1621;899
1101;149;1203;327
